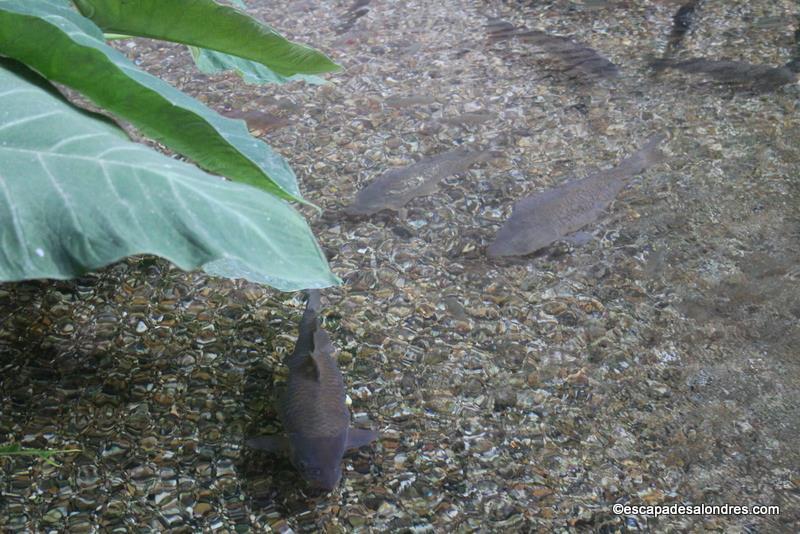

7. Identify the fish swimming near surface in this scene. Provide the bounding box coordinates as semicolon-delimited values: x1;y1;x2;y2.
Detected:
246;290;378;491
345;148;491;216
650;57;798;92
485;19;620;81
487;134;666;257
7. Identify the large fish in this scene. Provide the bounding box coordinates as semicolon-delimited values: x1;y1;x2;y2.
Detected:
487;135;666;257
650;57;797;92
345;148;491;216
486;20;620;81
246;290;378;491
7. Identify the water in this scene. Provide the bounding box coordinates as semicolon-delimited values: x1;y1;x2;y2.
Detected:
1;0;799;531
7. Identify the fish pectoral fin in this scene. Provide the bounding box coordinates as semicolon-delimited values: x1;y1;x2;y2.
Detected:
245;435;290;454
346;428;379;450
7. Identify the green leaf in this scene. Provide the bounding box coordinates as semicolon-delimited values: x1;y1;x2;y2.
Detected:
189;46;327;85
0;444;81;467
0;59;339;290
72;0;339;76
0;0;306;203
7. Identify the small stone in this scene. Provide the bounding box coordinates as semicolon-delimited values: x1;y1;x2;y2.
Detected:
377;501;399;517
194;502;213;517
526;372;540;387
140;436;158;450
494;387;518;410
517;137;534;147
42;508;63;524
566;368;589;385
348;515;366;528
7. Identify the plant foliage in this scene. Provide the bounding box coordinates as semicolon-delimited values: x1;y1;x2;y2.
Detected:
0;0;341;290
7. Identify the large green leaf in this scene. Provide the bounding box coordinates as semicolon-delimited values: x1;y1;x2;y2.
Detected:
0;59;339;290
0;0;306;203
189;47;327;85
72;0;339;76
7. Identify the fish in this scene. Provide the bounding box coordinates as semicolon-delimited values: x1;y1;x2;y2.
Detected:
486;20;620;81
345;148;491;216
787;19;800;73
384;95;438;108
667;1;701;51
650;57;798;92
487;135;666;257
336;0;371;35
246;290;378;491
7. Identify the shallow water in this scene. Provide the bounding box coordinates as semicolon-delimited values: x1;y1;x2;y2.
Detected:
1;0;799;531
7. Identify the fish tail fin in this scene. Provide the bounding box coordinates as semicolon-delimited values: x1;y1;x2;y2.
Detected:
305;289;322;314
298;289;322;337
633;133;668;170
286;289;323;367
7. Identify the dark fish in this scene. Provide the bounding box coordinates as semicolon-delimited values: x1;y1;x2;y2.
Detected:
486;21;620;81
346;149;491;216
246;290;378;491
350;0;370;10
667;1;700;51
788;18;800;73
485;19;516;35
336;0;370;35
487;135;666;257
786;58;800;74
650;57;798;92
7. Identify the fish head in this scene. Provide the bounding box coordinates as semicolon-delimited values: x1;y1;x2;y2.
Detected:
486;223;535;257
287;432;348;491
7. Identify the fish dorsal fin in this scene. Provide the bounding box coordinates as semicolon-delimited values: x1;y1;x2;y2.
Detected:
346;427;379;450
309;327;336;379
295;327;334;382
298;353;321;382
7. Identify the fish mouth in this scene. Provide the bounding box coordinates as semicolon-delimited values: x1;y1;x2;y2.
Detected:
486;236;519;257
486;243;505;257
307;476;340;492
